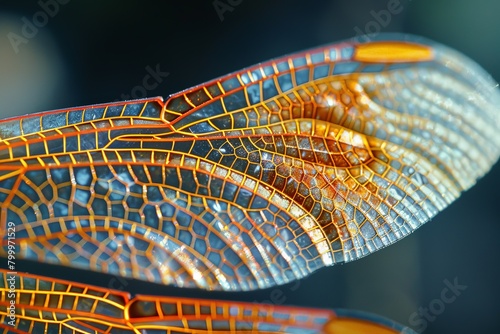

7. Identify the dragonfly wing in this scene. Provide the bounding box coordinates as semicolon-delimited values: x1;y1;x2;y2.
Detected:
1;34;499;291
0;269;415;334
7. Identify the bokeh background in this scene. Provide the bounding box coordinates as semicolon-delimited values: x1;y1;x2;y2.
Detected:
1;1;499;333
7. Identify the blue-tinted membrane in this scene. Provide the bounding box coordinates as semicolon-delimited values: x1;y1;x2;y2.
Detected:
147;166;164;184
142;101;162;118
190;140;211;158
262;79;279;100
250;69;263;81
187;122;218;134
64;136;78;152
231;158;249;173
194;238;207;254
165;96;191;113
329;47;338;61
122;102;143;116
206;83;223;98
87;151;104;162
30;322;59;334
9;191;26;210
220;153;236;167
21;116;41;135
173;100;224;129
277;73;293;93
193;218;209;237
295;314;311;323
38;155;57;166
305;247;324;270
221;263;235;277
224;247;241;266
103;138;133;153
93;177;109;198
273;311;290;320
186;320;207;330
257;323;280;332
0;121;21;139
105;105;124;118
249;196;268;209
125;193;143;211
340;46;354;59
313;64;330;80
246;83;261;105
18;187;39;210
42;113;66;130
212;320;231;330
292;56;307;68
310;51;325;64
207;149;222;163
129;165;148;183
239;72;252;84
142;139;174;151
186;89;211;106
83;108;105;121
387;62;414;71
333;61;360;75
80;133;97;150
295;68;310;85
207;177;223;198
162;168;179;190
222;90;248;112
143;206;160;230
40;182;53;201
67;110;83;125
91;197;107;216
0;150;11;167
172;140;194;155
24;170;47;188
74;187;90;204
208;233;225;252
221;77;241;92
361;63;385;73
28;141;45;156
97;131;110;147
106;151;124;165
276;60;290;72
263;65;275;77
12;145;27;159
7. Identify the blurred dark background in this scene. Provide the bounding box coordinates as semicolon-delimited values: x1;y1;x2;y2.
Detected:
1;1;499;333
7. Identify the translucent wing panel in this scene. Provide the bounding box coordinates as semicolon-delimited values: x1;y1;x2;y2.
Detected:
1;35;499;291
0;97;165;141
3;162;324;290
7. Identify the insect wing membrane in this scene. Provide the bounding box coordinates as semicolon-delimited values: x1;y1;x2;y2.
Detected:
0;34;499;291
0;269;414;333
